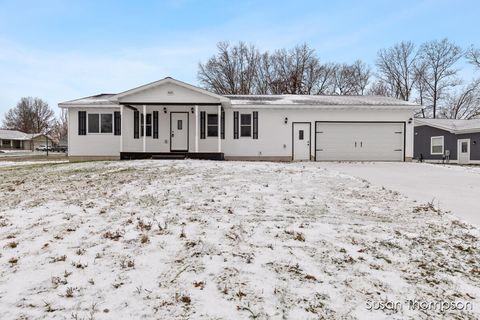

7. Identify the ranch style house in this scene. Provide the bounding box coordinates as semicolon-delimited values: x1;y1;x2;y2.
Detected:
59;77;419;161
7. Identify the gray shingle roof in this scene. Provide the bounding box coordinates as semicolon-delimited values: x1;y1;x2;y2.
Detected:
414;118;480;133
225;94;418;107
59;94;117;106
59;91;419;109
0;129;31;140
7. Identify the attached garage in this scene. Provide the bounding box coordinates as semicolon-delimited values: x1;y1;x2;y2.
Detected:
315;122;405;161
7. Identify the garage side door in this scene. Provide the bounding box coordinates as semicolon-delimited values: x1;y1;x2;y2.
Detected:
316;122;404;161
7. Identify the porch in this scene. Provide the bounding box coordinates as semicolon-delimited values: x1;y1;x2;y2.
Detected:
119;103;225;156
120;151;224;160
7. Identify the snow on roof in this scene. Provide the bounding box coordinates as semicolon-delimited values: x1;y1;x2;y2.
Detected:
59;90;419;110
414;118;480;134
59;94;117;106
225;94;419;108
0;129;31;140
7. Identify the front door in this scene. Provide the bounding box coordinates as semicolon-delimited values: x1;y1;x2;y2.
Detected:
170;112;189;151
292;123;311;160
458;139;470;164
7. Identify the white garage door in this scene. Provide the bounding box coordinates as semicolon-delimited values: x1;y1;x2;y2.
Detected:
315;122;404;161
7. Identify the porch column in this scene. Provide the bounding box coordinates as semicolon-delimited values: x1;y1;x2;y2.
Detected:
120;105;124;153
217;104;221;153
142;104;146;152
195;105;199;152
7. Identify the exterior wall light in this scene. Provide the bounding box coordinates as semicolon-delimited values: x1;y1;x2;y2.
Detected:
163;107;167;114
191;107;194;114
408;118;413;124
284;117;288;124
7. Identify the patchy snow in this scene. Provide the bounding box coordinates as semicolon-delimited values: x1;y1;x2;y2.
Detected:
226;94;418;107
318;162;480;226
0;160;68;168
0;160;479;319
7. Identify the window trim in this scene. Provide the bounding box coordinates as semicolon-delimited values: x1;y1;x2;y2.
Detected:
87;113;114;134
240;113;252;137
207;113;219;137
430;136;444;155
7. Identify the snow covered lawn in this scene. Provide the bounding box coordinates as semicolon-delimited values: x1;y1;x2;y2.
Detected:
0;160;69;168
318;162;480;226
0;160;479;319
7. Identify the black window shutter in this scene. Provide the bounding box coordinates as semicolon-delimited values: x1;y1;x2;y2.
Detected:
78;111;86;135
253;111;258;139
200;111;206;139
134;110;139;139
153;111;159;139
233;111;239;139
221;109;225;139
114;111;121;136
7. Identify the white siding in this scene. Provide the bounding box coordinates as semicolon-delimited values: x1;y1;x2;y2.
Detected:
222;108;414;160
117;82;221;104
67;105;414;160
68;107;120;156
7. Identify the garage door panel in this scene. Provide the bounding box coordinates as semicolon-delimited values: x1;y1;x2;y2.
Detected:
316;122;404;161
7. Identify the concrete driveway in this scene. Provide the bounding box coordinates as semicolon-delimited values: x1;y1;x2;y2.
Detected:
319;162;480;226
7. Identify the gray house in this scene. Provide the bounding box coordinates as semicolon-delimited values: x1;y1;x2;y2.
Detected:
414;118;480;164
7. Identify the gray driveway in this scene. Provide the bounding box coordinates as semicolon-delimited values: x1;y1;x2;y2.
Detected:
319;162;480;226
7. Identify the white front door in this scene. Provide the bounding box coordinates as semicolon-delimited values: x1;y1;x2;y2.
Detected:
293;123;311;160
458;139;470;164
170;112;189;151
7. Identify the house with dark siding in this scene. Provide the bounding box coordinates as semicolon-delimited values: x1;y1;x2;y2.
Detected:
414;118;480;164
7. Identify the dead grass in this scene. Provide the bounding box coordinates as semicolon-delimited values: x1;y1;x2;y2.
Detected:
6;241;18;248
103;230;123;241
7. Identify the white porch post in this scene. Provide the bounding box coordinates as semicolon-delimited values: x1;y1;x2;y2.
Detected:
142;104;146;152
195;105;199;152
120;105;124;153
217;104;221;153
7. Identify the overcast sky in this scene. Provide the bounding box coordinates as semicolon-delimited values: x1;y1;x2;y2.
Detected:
0;0;479;119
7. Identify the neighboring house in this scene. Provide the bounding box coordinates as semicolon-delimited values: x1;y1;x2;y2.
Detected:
0;129;54;150
30;133;55;150
59;77;418;161
0;129;31;150
414;118;480;164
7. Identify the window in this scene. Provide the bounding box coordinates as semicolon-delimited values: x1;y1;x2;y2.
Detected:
461;141;468;153
431;136;444;155
178;119;183;130
88;114;99;133
101;114;112;133
240;114;252;137
2;139;11;146
88;113;112;134
141;113;152;137
299;130;304;140
207;114;218;137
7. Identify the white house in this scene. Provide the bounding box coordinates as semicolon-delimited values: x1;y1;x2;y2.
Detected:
59;77;418;161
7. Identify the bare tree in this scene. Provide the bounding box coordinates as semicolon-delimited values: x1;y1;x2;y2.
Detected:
351;60;371;95
2;97;55;133
199;42;340;95
439;79;480;119
198;41;260;94
376;41;418;101
466;46;480;69
417;39;463;118
333;61;370;95
367;80;396;97
312;62;337;94
51;109;68;143
266;43;323;94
